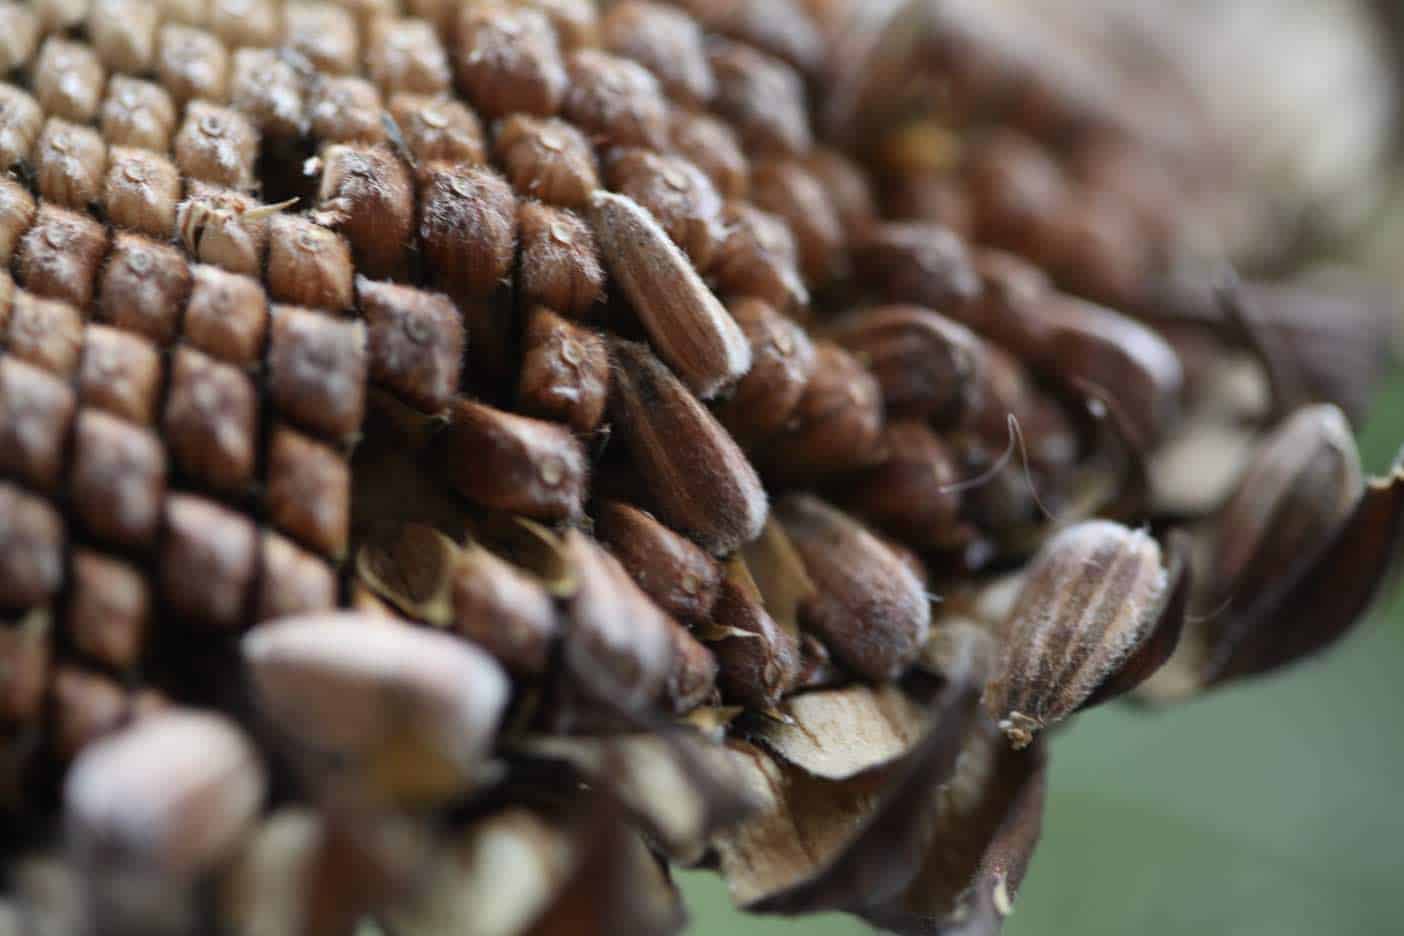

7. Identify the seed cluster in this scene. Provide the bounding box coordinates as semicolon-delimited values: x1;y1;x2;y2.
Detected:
0;1;1399;934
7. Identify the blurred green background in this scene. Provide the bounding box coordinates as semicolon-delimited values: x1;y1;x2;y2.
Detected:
679;373;1404;935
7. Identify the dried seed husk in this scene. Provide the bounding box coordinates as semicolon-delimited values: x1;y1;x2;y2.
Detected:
759;343;885;484
589;191;751;400
706;557;800;711
519;728;753;864
777;495;930;682
713;297;817;448
356;523;459;625
450;537;563;677
861;729;1048;934
596;500;722;625
65;710;265;877
561;529;676;712
77;319;161;429
439;399;588;522
664;623;719;714
737;517;813;645
380;808;575;936
1200;441;1404;686
842;421;968;551
1205;405;1362;617
984;521;1178;748
713;677;982;913
608;338;767;555
753;685;928;781
243;613;510;805
828;304;986;426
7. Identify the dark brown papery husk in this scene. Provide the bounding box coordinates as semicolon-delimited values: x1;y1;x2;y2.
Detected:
0;1;1401;934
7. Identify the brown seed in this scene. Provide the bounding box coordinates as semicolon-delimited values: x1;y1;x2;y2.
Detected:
16;204;109;308
208;0;284;49
98;234;192;347
808;148;878;240
608;338;767;555
242;613;510;802
266;216;355;312
316;144;416;281
230;49;307;140
101;77;178;153
985;521;1169;748
602;1;715;106
31;0;88;34
67;551;148;671
0;357;75;492
1208;405;1363;614
713;297;816;447
104;148;182;239
964;130;1069;255
77;325;163;425
0;610;50;723
763;343;884;484
267;305;368;442
708;39;811;156
176;183;272;276
516;0;599;49
174;102;259;189
70;411;167;549
454;4;566;120
418;164;518;299
517;201;606;317
562;49;669;150
709;558;801;710
827;304;986;425
605;148;726;271
286;2;359;74
89;0;160;73
588;190;750;399
0;5;38;73
388;93;486;169
157;25;230;104
596;500;723;624
366;17;451;96
359;276;465;412
5;290;84;377
665;623;718;714
678;0;823;74
669;110;750;200
0;84;42;172
257;532;338;624
883;171;975;237
844;421;966;551
777;494;931;683
750;159;844;287
0;482;64;610
439;399;588;521
1034;188;1150;310
451;541;561;676
307;76;387;145
65;710;265;875
183;264;268;366
517;305;611;433
164;347;259;492
33;38;105;123
160;494;258;630
52;666;130;762
267;428;351;559
1033;294;1185;447
0;178;36;264
35;119;107;209
563;529;676;708
852;222;982;313
493;114;598;208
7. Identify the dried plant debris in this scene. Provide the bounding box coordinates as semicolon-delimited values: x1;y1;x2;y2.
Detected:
0;0;1399;932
